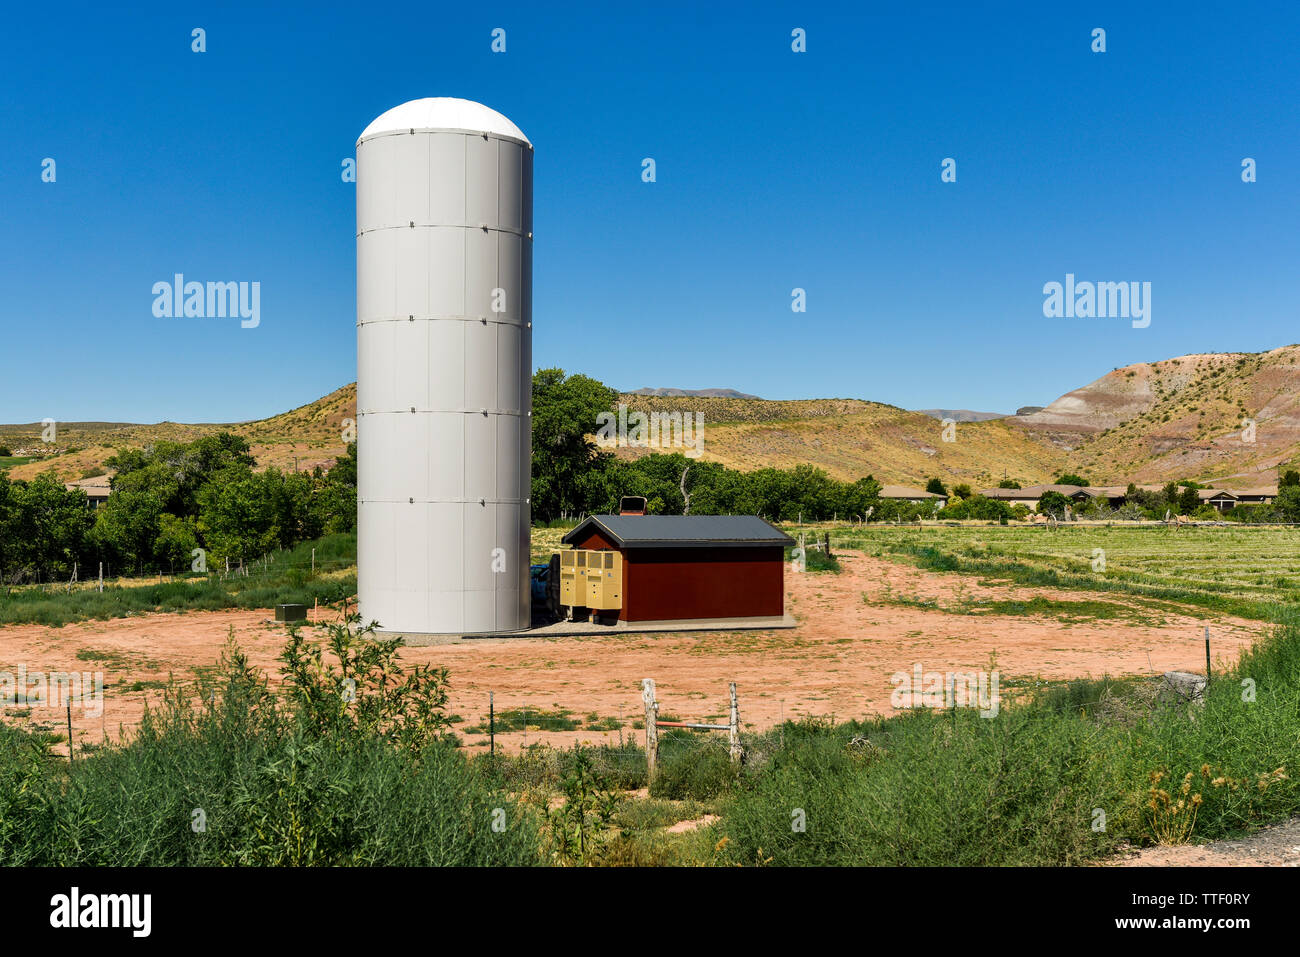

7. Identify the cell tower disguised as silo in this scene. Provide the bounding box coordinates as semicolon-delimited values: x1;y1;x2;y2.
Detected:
355;98;533;636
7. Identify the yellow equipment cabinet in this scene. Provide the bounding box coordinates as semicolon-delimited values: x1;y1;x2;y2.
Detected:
585;549;623;611
557;549;622;613
559;550;580;608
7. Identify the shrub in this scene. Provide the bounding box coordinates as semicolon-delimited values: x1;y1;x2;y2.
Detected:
650;738;740;800
940;495;1011;522
714;614;1300;865
0;625;540;866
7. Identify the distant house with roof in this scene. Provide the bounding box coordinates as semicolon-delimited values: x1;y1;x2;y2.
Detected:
979;482;1278;513
877;485;947;507
65;475;112;510
978;484;1099;510
1232;486;1278;506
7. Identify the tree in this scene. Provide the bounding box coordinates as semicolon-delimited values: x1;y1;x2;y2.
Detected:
1277;485;1300;522
154;513;201;572
0;474;14;576
1281;470;1300;489
952;483;973;500
998;479;1022;489
1178;485;1200;515
6;473;94;579
940;494;1010;521
311;442;357;533
1161;482;1179;511
531;369;618;520
196;465;280;563
925;478;948;496
1038;490;1071;518
1055;473;1088;487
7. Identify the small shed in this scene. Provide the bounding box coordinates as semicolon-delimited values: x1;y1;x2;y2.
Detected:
561;515;794;624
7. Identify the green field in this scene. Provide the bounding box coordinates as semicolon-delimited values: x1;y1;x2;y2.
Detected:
0;533;358;627
811;522;1300;621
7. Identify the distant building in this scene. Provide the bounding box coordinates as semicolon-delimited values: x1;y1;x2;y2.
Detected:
65;475;112;510
978;483;1278;513
978;484;1097;510
1198;489;1239;512
878;485;948;507
1233;486;1278;506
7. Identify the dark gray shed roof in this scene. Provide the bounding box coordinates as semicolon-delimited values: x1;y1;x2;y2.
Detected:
562;515;794;549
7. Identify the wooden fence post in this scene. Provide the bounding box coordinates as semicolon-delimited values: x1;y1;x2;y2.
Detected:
1205;625;1212;680
642;678;658;780
729;682;741;764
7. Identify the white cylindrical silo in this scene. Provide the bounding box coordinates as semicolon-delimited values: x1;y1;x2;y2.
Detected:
355;97;533;636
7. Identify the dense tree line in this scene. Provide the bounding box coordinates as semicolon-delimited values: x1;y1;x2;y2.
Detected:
7;370;1299;584
530;368;883;521
0;435;356;583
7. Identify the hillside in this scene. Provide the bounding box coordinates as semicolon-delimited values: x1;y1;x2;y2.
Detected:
914;409;1008;423
627;387;760;399
1012;345;1300;487
614;395;1067;487
0;384;356;483
5;345;1300;491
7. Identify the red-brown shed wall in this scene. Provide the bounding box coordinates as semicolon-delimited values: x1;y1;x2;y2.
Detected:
622;546;784;622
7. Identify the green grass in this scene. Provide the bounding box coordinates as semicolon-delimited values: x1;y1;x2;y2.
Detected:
712;610;1300;864
74;648;160;669
783;543;843;573
612;796;707;831
462;708;581;734
871;590;1179;625
0;623;541;866
0;533;358;627
480;740;650;793
827;523;1300;621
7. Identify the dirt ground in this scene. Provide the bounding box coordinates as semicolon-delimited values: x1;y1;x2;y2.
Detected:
1111;816;1300;866
0;552;1263;756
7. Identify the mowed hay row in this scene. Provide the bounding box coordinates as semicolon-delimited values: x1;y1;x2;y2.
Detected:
828;523;1300;619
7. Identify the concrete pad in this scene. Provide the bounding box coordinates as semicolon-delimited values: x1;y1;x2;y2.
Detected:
387;614;797;646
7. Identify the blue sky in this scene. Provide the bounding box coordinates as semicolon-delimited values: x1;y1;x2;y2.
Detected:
2;1;1297;423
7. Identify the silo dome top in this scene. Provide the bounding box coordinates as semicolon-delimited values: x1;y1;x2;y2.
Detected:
358;97;531;146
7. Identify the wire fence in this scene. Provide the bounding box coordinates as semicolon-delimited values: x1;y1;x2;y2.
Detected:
2;547;357;596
